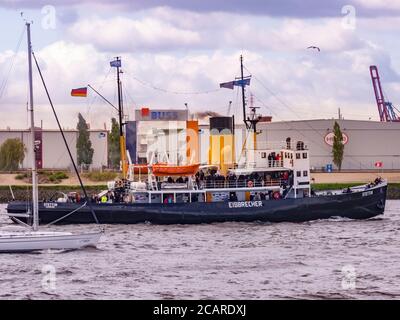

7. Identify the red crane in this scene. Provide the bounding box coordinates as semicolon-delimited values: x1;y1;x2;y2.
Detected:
369;65;400;122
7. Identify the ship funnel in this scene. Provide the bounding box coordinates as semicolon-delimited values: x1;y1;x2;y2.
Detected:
208;116;235;175
186;120;199;164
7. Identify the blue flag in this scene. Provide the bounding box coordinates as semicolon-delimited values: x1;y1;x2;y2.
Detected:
234;78;251;87
220;77;251;90
110;59;121;68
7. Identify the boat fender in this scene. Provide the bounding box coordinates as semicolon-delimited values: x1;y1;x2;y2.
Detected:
247;180;254;188
273;191;281;200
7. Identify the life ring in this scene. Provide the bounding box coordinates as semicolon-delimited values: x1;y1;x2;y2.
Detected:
273;191;281;200
247;180;254;188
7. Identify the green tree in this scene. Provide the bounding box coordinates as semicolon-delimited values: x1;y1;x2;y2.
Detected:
76;113;94;167
332;121;345;171
108;117;120;169
0;138;26;171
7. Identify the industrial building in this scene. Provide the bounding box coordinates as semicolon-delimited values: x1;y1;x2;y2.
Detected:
0;129;108;170
256;119;400;170
126;108;189;165
3;108;400;172
125;108;400;171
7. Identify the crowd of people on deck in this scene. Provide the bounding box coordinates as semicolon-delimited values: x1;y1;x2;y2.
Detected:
342;177;383;194
195;170;292;189
267;152;283;163
365;177;383;190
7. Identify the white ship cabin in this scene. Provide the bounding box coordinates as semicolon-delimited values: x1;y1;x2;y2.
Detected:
239;139;311;198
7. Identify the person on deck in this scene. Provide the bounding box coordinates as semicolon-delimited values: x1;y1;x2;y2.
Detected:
101;195;108;203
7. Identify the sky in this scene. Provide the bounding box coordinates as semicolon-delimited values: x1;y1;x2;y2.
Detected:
1;0;400;129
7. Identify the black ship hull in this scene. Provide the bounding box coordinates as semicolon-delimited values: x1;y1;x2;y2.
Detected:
6;184;387;225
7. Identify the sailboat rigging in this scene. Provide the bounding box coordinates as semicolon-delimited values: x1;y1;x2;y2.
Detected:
0;22;102;252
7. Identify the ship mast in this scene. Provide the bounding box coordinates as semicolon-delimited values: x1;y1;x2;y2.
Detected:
240;55;260;150
113;57;128;179
240;55;248;130
26;22;39;231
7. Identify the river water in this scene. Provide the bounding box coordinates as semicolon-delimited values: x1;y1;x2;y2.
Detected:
0;201;399;300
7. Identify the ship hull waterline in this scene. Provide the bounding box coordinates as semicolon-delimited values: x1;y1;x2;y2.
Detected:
6;185;387;225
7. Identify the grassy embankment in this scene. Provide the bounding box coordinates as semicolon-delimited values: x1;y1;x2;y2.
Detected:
0;171;118;202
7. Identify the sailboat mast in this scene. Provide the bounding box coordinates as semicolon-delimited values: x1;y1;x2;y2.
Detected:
115;57;128;179
26;22;39;231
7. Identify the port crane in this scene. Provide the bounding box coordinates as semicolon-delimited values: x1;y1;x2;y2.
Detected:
369;65;400;122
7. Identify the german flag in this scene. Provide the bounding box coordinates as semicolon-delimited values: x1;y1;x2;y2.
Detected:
71;87;87;97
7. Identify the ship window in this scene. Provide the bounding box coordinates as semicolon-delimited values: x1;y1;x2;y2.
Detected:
261;152;266;158
302;153;307;159
303;171;308;177
296;153;301;159
296;171;301;177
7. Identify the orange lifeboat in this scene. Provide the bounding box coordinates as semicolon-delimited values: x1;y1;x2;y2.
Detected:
131;164;149;174
152;163;200;177
131;162;168;174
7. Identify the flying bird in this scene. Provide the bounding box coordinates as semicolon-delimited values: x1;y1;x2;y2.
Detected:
307;46;321;52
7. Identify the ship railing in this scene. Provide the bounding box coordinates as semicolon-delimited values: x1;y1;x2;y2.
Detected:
268;160;284;168
246;141;310;151
245;160;284;168
200;179;285;189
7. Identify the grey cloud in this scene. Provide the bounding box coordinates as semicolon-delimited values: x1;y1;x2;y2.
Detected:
57;8;79;24
1;0;400;18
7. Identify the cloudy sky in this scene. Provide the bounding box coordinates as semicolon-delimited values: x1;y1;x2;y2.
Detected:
0;0;400;129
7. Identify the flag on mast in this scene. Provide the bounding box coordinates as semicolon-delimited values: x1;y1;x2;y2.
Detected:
219;81;235;89
71;87;87;97
110;59;121;68
220;77;251;90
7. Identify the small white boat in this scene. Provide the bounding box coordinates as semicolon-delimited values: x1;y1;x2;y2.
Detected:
0;22;102;253
0;230;102;253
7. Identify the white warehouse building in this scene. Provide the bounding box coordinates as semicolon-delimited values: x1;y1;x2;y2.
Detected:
256;119;400;170
0;129;108;170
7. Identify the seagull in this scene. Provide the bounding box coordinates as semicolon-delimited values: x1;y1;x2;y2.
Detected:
307;46;320;52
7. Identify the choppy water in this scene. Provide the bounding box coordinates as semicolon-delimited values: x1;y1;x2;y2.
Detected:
0;201;400;300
